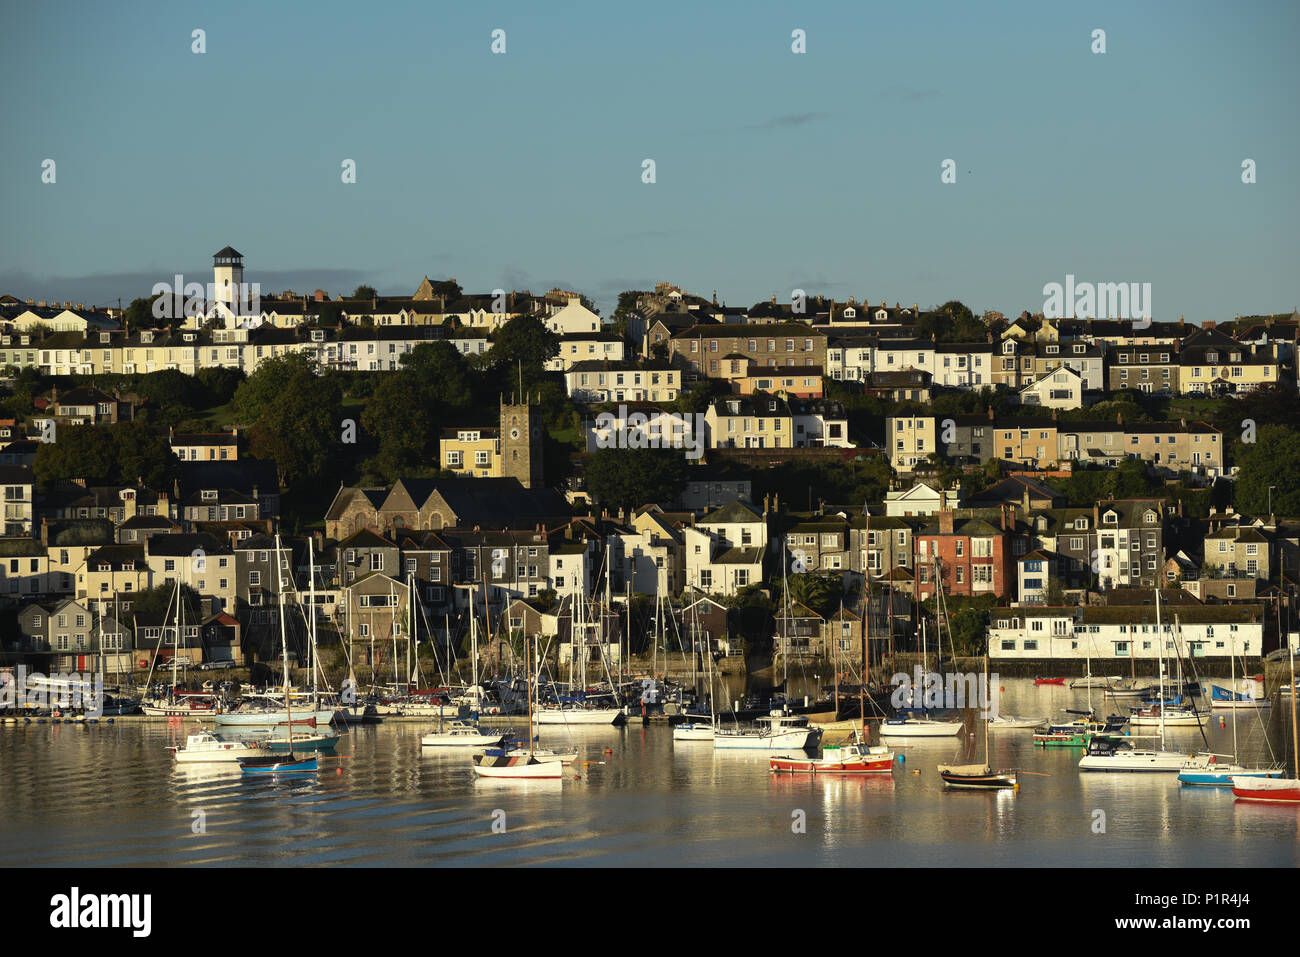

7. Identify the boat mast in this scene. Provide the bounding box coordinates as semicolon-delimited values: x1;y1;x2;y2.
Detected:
1290;639;1298;780
275;532;293;743
1156;588;1165;751
309;537;318;709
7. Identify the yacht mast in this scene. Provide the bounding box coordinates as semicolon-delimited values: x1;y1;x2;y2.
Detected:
275;532;293;735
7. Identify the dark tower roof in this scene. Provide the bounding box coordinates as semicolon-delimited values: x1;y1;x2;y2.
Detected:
213;246;243;262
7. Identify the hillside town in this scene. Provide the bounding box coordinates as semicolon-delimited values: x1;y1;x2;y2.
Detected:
2;246;1299;685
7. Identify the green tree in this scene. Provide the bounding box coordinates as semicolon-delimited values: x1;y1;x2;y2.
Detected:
352;285;377;300
584;446;688;511
247;371;343;488
782;572;844;618
33;422;178;490
1235;424;1300;516
124;296;162;331
231;353;318;425
488;315;560;377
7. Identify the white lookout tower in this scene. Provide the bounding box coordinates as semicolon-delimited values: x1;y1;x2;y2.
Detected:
212;245;244;306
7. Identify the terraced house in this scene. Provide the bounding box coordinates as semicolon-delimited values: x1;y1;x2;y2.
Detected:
668;322;826;379
1088;499;1167;590
1108;342;1180;394
705;394;795;449
1178;328;1279;395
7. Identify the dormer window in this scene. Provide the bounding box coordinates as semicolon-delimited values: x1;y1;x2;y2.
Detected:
1230;352;1241;363
201;489;218;501
99;332;111;344
842;307;855;319
1073;344;1085;354
1144;511;1157;523
1075;518;1089;530
311;329;325;342
1104;512;1118;524
1118;354;1128;363
1207;351;1218;363
1046;345;1059;354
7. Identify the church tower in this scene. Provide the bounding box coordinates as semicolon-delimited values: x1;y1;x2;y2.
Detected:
499;395;543;489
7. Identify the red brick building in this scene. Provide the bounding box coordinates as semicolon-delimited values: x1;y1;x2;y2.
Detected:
913;508;1026;601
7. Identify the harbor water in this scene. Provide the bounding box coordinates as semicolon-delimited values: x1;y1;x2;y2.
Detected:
2;679;1297;866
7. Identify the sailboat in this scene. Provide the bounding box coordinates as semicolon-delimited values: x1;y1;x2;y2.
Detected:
141;583;221;716
673;612;716;742
1078;590;1190;773
938;656;1018;789
533;595;622;725
1231;641;1300;803
499;637;579;762
1179;641;1282;785
880;583;961;738
239;535;319;776
472;636;564;779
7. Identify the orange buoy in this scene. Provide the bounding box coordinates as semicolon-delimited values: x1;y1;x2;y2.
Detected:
336;767;343;775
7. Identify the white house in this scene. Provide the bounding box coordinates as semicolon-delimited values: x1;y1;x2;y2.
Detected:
989;603;1264;661
1019;366;1083;409
884;482;963;517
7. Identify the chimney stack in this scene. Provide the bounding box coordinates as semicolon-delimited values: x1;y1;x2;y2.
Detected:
939;509;954;536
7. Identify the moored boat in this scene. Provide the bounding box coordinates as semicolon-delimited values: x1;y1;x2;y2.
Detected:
239;754;319;775
1077;735;1187;772
672;721;716;742
421;720;505;748
1177;753;1283;787
770;741;894;775
1231;776;1300;802
714;711;821;750
938;764;1019;789
1033;676;1066;686
171;731;265;764
472;750;564;779
878;714;963;738
987;714;1047;730
1209;684;1270;710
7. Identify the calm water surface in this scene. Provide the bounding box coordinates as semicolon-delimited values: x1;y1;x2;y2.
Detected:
2;680;1298;866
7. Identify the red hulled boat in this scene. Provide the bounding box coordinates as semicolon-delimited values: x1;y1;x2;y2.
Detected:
770;741;894;775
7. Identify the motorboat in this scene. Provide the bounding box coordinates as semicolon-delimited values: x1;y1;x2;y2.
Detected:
714;711;822;751
770;740;894;774
171;731;265;764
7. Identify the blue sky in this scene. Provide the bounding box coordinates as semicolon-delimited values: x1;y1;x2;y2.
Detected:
2;0;1296;323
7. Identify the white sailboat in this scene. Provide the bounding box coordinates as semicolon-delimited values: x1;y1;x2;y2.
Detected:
1079;590;1190;773
880;598;961;739
472;636;564;779
534;594;622;725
